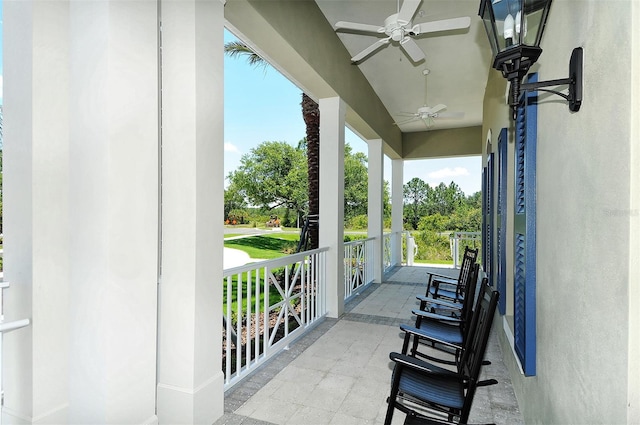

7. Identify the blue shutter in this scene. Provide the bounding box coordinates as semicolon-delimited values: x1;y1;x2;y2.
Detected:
497;128;508;314
514;74;537;376
482;167;487;271
483;154;494;284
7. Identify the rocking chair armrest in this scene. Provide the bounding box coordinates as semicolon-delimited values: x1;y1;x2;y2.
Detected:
432;280;459;291
477;378;499;387
399;324;463;351
427;272;458;282
412;309;462;322
389;352;462;380
416;296;463;311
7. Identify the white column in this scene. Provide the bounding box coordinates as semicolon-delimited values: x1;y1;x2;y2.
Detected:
319;97;346;318
156;0;225;423
4;1;160;423
391;159;405;266
367;139;384;283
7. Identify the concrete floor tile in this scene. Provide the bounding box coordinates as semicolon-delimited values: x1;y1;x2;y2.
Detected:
243;399;301;424
300;386;349;411
284;405;336;424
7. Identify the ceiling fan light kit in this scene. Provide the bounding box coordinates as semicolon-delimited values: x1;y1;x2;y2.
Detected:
478;0;583;119
335;0;471;63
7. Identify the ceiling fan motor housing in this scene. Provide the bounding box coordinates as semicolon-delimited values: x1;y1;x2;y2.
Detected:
384;13;409;41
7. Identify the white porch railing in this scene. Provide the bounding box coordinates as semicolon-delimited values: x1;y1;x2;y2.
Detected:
383;231;411;272
343;237;375;301
222;248;328;391
450;231;482;268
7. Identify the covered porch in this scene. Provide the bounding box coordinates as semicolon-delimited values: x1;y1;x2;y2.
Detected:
217;266;523;425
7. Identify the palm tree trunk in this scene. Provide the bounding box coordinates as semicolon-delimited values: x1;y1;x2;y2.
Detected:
301;93;320;250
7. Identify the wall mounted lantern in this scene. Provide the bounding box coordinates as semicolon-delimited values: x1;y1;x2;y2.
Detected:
479;0;582;118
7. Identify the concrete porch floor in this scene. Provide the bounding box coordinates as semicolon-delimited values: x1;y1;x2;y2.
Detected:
215;266;524;425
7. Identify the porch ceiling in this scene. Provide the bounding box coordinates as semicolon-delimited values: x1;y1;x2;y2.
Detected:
225;0;491;159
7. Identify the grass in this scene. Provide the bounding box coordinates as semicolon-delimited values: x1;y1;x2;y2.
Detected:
224;234;299;260
414;258;454;265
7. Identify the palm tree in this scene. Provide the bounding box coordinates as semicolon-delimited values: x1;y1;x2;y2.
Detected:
224;40;320;249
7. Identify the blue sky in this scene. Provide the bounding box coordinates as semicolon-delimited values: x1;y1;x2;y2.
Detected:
224;29;481;196
0;2;3;104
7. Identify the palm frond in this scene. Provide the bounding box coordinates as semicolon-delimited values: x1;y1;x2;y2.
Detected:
224;41;268;70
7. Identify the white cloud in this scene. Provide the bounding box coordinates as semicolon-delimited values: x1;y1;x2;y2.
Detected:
428;167;470;179
224;142;240;153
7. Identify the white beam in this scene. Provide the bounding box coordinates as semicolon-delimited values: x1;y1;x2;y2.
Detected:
319;97;346;318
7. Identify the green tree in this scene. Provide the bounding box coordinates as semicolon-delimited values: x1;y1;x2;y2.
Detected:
403;177;430;230
224;182;247;222
228;141;307;226
344;147;368;221
431;182;465;216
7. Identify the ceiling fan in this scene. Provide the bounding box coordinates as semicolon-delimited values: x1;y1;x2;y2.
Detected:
334;0;471;63
395;69;464;128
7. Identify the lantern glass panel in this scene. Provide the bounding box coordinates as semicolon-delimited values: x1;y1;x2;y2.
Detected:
523;0;550;46
480;3;500;56
485;0;524;52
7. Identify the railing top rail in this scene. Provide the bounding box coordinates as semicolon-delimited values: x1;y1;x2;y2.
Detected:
223;246;329;277
383;230;409;236
450;231;481;238
343;237;375;247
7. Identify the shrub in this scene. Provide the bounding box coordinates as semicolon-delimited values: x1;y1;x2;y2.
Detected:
347;214;368;230
414;230;452;261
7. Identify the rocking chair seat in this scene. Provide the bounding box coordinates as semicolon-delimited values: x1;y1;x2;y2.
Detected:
400;321;464;348
398;363;465;411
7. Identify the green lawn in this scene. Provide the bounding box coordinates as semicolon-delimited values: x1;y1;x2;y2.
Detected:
224;234;299;260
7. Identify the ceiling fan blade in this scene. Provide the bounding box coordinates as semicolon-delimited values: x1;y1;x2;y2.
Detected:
394;117;419;125
397;0;422;24
335;21;385;34
430;104;447;113
435;111;465;119
399;38;425;62
415;17;471;35
351;38;390;62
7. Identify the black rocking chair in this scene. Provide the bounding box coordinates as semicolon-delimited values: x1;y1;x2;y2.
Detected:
384;284;499;425
401;265;480;366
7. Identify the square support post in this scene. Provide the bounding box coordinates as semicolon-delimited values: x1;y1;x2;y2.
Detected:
391;159;405;266
368;139;384;282
4;1;160;422
156;0;225;423
319;97;346;318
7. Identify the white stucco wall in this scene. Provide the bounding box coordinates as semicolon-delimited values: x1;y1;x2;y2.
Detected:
484;1;639;423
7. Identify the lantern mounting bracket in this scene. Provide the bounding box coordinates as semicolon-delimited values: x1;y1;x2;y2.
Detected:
520;47;583;113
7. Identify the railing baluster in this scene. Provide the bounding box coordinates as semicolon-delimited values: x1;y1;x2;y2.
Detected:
255;268;260;363
263;266;269;357
225;275;232;384
246;270;252;369
236;272;242;377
